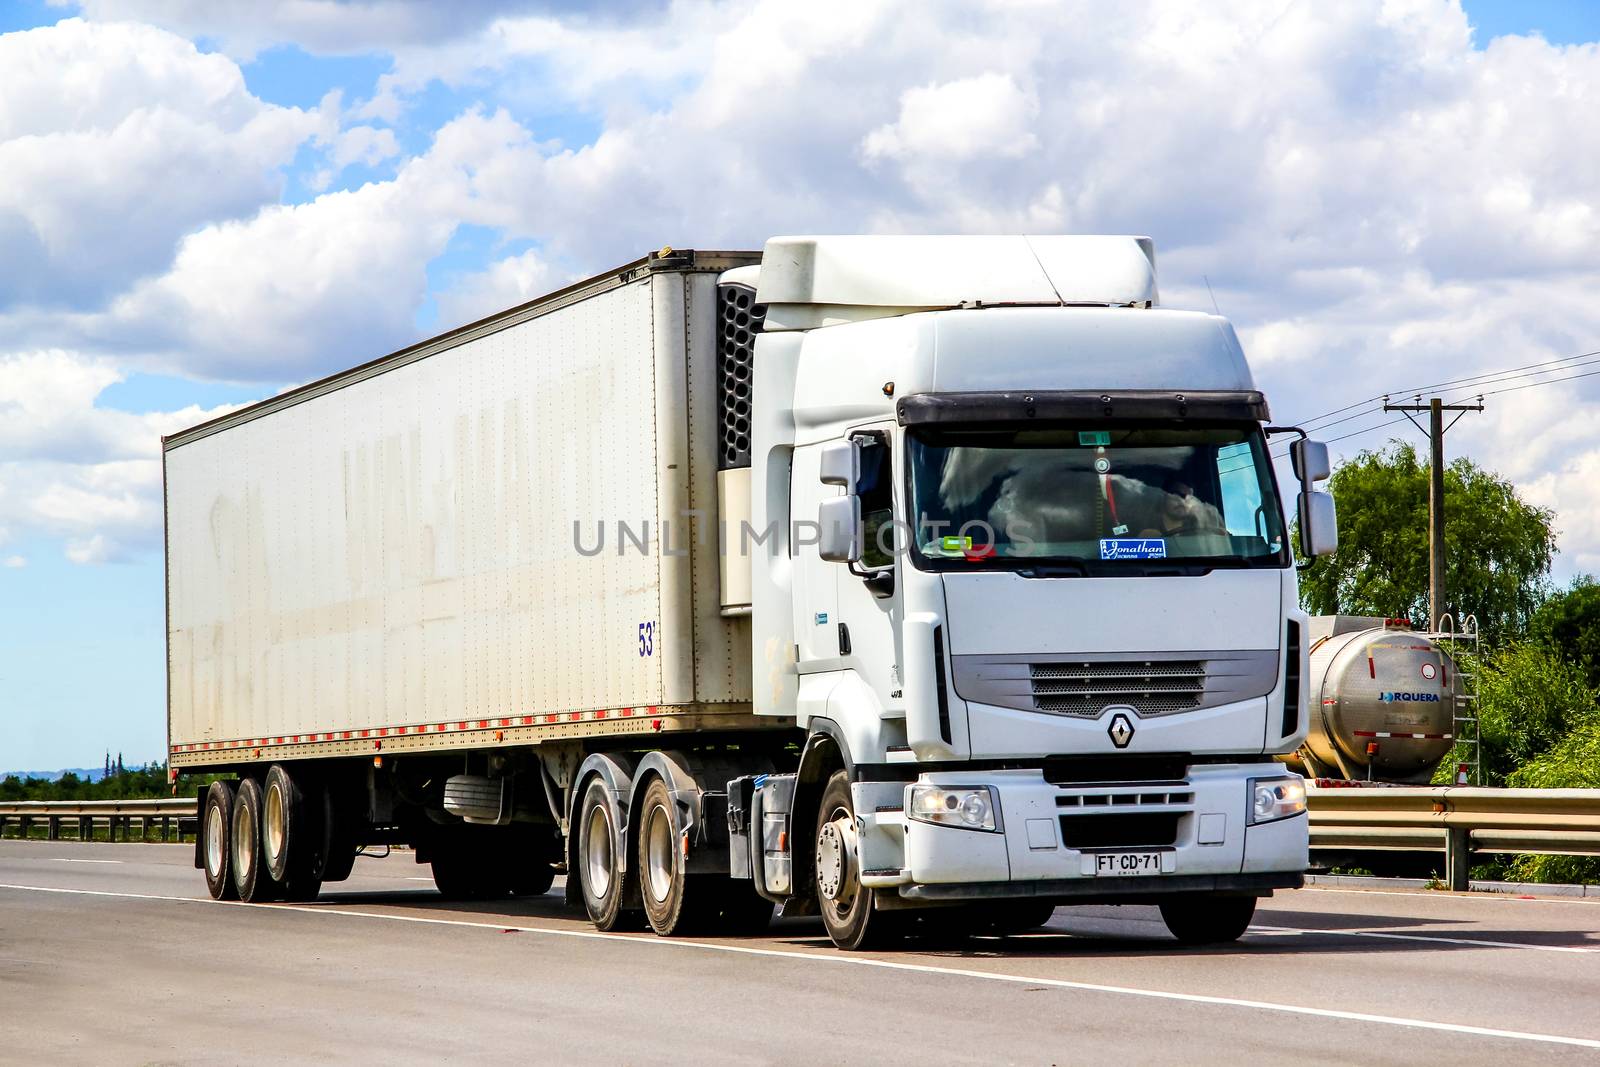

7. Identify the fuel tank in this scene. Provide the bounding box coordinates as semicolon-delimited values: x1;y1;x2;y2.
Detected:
1287;616;1458;784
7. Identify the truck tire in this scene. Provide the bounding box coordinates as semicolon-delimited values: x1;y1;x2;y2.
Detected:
231;777;283;904
201;780;238;901
1159;895;1257;945
816;770;901;951
636;776;709;935
577;776;636;930
263;765;327;901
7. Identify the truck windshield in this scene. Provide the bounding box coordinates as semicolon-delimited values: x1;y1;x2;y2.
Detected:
905;423;1288;572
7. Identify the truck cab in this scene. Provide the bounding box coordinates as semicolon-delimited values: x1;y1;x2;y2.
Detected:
728;235;1337;948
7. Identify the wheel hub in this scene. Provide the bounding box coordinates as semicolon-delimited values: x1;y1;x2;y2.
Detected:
816;817;859;902
584;804;613;898
205;805;224;878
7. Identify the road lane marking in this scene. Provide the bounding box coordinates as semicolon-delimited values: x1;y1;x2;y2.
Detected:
48;858;123;864
1298;885;1597;906
2;882;1598;1050
1251;923;1598;954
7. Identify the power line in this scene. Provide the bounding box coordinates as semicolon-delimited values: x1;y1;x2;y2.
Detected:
1436;353;1600;403
1271;415;1408;460
1476;364;1600;398
1288;346;1600;430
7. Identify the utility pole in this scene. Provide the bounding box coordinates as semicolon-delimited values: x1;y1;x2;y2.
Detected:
1382;395;1484;630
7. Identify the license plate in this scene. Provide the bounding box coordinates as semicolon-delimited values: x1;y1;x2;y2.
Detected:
1093;851;1163;876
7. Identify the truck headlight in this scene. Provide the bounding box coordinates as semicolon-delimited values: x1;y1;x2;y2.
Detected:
1248;776;1307;825
908;785;1001;832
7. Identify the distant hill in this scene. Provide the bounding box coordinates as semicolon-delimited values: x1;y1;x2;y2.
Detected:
0;767;107;782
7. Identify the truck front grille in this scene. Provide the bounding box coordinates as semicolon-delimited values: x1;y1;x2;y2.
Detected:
1029;661;1206;717
716;284;764;469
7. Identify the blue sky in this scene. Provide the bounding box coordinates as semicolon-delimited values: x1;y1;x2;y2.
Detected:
3;0;1600;770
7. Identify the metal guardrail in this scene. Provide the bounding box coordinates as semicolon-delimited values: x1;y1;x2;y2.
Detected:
1307;785;1600;889
0;798;197;843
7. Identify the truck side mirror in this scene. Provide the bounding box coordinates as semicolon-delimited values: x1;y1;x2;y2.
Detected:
819;440;859;488
1298;490;1338;558
1291;439;1330;483
818;496;862;562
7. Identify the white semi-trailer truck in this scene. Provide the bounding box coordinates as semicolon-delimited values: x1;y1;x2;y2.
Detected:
167;236;1337;949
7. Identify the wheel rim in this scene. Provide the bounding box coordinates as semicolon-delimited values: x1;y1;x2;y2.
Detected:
264;783;286;866
205;804;225;878
644;803;674;905
233;802;255;883
583;803;613;899
817;804;860;921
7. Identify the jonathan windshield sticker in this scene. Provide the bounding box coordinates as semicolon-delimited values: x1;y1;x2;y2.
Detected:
1099;538;1167;561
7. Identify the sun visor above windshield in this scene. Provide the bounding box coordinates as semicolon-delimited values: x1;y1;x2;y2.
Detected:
897;390;1270;426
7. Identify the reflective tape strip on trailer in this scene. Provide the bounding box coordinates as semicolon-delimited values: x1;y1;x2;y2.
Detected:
1351;730;1454;740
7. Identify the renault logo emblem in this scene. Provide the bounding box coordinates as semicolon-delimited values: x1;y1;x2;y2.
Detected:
1106;711;1135;749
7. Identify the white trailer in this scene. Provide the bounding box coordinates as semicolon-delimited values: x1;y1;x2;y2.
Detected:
169;238;1338;948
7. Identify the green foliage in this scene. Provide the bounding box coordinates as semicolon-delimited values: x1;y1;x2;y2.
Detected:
0;762;177;802
1432;644;1600;787
1298;441;1557;637
1529;577;1600;691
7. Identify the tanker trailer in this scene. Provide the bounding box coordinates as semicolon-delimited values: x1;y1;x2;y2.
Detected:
1286;616;1458;783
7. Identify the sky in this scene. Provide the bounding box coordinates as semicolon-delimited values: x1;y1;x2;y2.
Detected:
2;0;1599;771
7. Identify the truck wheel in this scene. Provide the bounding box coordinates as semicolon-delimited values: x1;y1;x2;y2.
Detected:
1159;895;1257;945
577;777;635;930
202;780;238;901
816;770;901;951
231;777;283;903
263;765;327;901
637;776;709;935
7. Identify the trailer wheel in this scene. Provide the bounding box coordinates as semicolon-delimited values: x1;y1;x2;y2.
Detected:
201;780;238;901
1159;895;1256;945
816;770;901;951
577;776;635;930
231;777;282;903
263;764;327;899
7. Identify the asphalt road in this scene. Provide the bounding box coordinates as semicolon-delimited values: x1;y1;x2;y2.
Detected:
1;840;1597;1065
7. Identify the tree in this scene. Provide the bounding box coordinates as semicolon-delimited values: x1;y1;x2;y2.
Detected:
1298;441;1556;638
1529;577;1600;690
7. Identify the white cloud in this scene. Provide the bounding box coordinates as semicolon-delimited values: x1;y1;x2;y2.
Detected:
0;349;238;562
862;73;1039;163
0;19;323;310
433;248;560;330
2;555;24;568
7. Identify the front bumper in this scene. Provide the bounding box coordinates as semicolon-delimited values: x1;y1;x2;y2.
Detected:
857;763;1308;902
